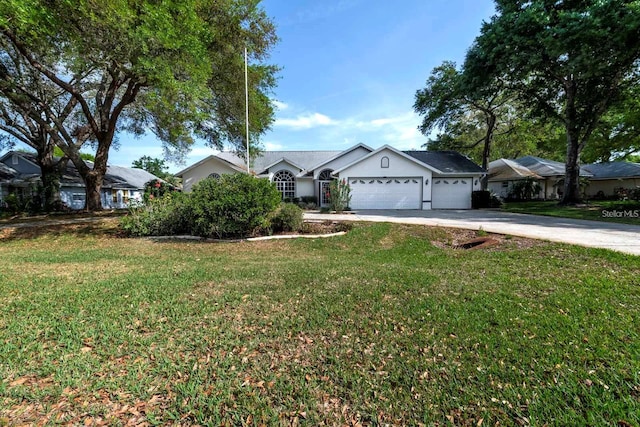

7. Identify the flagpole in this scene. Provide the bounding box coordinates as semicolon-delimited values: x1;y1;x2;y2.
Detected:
244;46;250;173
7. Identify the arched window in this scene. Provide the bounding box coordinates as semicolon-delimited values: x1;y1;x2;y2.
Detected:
318;169;333;180
273;170;295;199
381;156;390;168
208;172;221;179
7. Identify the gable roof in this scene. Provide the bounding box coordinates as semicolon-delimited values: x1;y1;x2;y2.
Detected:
582;161;640;179
175;153;248;176
487;158;542;181
305;143;373;174
333;145;447;175
404;150;485;174
515;155;592;177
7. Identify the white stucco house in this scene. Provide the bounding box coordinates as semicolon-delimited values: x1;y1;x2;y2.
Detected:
176;144;485;210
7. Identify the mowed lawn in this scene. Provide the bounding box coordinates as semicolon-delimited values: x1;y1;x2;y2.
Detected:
0;221;638;426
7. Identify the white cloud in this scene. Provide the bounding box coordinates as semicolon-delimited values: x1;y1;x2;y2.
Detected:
275;112;336;130
272;100;289;111
264;141;284;150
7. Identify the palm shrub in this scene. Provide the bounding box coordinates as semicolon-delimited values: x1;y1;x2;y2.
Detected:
328;178;351;212
190;174;281;238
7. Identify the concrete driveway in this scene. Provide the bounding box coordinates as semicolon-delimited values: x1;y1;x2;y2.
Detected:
305;209;640;256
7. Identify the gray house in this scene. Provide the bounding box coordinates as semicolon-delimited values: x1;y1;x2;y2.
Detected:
0;151;161;210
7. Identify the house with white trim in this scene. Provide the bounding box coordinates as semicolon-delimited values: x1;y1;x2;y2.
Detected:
0;151;161;210
176;144;485;210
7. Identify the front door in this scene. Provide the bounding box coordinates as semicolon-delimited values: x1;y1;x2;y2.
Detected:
319;181;331;207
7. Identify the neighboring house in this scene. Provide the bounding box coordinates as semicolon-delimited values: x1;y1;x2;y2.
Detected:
512;156;592;200
487;158;544;199
487;156;640;200
176;144;485;210
582;161;640;198
0;151;161;210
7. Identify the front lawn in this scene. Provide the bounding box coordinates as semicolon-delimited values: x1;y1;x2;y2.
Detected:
503;200;640;224
0;220;638;425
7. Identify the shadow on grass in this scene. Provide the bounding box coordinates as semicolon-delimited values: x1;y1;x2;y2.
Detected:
0;219;121;242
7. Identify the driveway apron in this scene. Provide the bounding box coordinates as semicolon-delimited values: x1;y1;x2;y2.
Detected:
304;210;640;256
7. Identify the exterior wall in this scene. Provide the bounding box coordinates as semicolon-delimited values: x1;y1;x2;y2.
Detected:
181;158;245;192
585;178;640;198
312;146;370;179
0;154;40;175
336;149;433;210
296;177;314;199
267;160;301;176
60;186;87;210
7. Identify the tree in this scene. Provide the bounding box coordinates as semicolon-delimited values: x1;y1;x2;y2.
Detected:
0;42;90;210
469;0;640;204
414;60;513;188
0;0;277;211
132;156;170;179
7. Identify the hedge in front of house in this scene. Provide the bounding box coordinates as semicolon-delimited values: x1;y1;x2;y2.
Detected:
190;173;282;238
121;174;282;238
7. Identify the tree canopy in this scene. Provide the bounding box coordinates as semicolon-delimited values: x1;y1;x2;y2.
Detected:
0;0;278;210
468;0;640;203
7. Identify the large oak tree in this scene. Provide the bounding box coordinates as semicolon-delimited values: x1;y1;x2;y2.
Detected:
0;0;277;210
468;0;640;203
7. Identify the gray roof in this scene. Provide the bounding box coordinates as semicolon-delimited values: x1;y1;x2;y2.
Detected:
514;156;592;177
105;165;161;188
403;151;485;174
0;162;18;180
217;151;342;174
582;161;640;179
487;158;542;181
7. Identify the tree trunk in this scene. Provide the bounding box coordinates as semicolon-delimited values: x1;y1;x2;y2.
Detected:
561;128;583;205
480;113;496;190
561;80;582;205
35;145;66;211
84;171;104;211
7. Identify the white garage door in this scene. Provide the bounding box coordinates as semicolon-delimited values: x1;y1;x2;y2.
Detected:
432;177;472;209
348;177;421;209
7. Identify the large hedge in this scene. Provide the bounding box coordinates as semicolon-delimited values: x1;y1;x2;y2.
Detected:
121;174;282;238
190;174;281;238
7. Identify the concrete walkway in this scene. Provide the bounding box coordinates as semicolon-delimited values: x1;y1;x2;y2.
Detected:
305;210;640;256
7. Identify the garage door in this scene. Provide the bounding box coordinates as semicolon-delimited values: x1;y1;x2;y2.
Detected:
348;177;421;209
432;177;472;209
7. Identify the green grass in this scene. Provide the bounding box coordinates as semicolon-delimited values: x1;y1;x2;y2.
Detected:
503;200;640;225
1;221;639;425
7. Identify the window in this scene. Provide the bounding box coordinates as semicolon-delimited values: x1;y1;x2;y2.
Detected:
273;170;295;199
11;155;18;165
318;169;333;180
72;194;85;202
502;181;509;188
381;156;389;168
208;173;221;179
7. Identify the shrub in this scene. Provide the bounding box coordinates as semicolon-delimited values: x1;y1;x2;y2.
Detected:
143;179;177;203
328;179;351;213
271;203;304;233
615;186;640;201
120;192;193;236
190;174;281;238
508;178;542;201
472;190;491;209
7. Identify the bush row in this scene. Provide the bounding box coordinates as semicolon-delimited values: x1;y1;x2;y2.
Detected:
121;174;304;238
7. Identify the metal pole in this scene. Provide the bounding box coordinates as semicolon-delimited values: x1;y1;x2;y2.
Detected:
244;47;250;173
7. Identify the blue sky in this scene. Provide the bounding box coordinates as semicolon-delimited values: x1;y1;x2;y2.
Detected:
7;1;497;172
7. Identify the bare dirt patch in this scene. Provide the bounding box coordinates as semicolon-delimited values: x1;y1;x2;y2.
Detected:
430;228;545;251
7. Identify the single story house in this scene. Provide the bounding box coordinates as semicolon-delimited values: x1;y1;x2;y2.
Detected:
487;158;544;199
487;155;639;199
581;161;640;198
176;144;485;210
0;151;161;210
